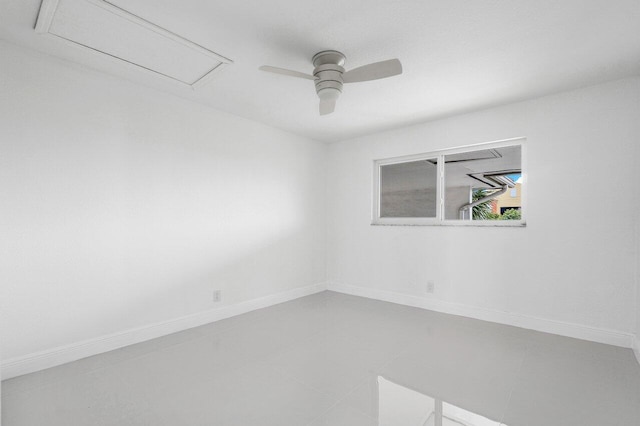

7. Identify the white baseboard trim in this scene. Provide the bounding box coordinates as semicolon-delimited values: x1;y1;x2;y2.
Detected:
1;282;327;380
633;336;640;367
327;282;634;349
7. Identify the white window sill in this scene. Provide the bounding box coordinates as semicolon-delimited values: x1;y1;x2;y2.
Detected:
371;219;526;227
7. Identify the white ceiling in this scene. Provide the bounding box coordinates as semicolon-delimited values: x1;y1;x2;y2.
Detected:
1;0;639;142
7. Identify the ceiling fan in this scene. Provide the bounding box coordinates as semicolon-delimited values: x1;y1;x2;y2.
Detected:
259;50;402;116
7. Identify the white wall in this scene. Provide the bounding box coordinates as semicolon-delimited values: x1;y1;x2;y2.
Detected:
0;41;327;363
327;77;640;341
636;192;640;360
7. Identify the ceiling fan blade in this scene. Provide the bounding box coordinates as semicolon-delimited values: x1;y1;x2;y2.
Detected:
342;59;402;83
259;65;316;80
319;98;336;116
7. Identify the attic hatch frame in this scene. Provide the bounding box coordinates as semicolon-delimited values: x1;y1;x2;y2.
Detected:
34;0;233;89
371;136;526;227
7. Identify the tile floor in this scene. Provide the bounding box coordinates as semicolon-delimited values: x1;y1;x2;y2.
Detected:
2;291;640;425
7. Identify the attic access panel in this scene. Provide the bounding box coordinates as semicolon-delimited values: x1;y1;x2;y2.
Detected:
35;0;232;88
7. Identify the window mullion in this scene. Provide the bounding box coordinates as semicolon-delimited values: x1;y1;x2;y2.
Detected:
437;154;445;222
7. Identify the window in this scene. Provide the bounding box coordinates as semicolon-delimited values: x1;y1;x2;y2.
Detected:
373;138;525;226
379;157;438;218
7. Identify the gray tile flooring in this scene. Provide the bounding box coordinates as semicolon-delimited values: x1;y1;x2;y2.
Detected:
2;291;640;425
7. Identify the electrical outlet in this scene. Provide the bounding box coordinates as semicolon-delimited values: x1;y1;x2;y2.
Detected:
212;290;222;303
426;281;435;294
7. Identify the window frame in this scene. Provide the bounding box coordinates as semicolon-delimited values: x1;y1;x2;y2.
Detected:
372;137;526;227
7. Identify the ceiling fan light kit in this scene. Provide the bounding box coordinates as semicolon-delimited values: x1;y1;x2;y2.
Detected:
260;50;402;116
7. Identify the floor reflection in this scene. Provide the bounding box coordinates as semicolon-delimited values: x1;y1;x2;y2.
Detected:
378;376;503;426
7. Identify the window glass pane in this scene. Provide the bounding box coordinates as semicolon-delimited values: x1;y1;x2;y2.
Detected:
380;159;437;218
444;145;522;220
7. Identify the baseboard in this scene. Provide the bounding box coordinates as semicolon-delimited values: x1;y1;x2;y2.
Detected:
327;282;634;349
1;282;328;380
633;336;640;367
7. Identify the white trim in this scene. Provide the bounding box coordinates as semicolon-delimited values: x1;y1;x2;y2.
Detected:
437;152;444;221
373;137;526;166
372;220;526;227
190;63;228;90
34;0;233;88
34;0;59;33
633;336;640;366
327;282;634;348
372;137;526;227
1;282;327;380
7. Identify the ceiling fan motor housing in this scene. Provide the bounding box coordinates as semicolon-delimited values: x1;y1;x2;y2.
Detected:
312;50;346;100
